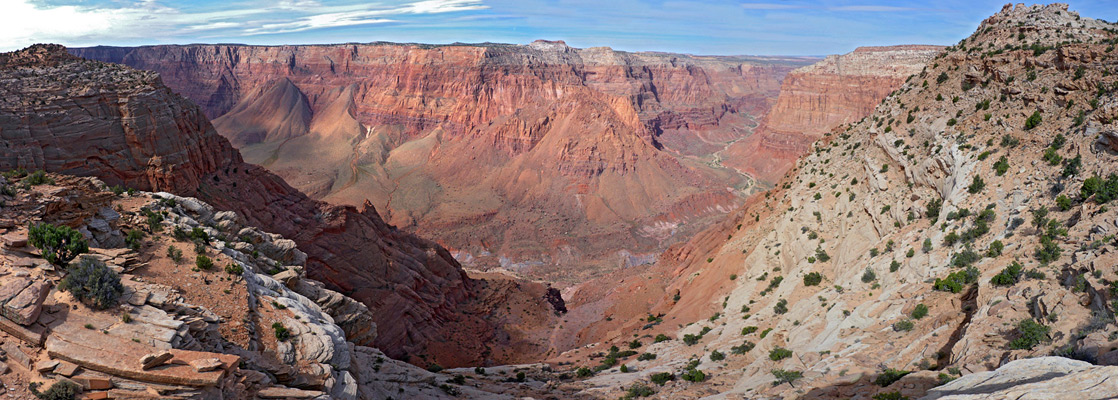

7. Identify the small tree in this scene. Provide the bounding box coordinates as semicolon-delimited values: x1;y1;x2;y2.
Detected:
60;257;123;309
771;369;803;387
28;223;88;266
803;272;823;286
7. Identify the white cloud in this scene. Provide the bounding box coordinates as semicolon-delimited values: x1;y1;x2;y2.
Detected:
0;0;488;51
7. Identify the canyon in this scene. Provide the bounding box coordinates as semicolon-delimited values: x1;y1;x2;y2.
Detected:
2;2;1114;399
0;44;558;369
72;43;819;283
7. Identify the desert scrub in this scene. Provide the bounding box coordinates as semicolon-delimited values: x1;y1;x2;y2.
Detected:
167;246;183;264
769;347;792;361
911;304;928;319
195;254;214;270
273;322;291;341
1008;319;1050;350
650;372;674;385
29;223;88;266
731;341;755;354
60;257;123;309
803;272;823;286
874;368;911;387
771;369;802;387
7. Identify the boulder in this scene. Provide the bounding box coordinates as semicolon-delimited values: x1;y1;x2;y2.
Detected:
35;359;59;373
189;358;223;373
141;351;174;370
3;280;52;325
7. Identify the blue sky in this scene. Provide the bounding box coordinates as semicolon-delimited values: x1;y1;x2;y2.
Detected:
3;1;1114;55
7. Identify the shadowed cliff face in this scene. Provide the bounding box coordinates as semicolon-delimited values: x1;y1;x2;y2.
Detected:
0;44;555;367
72;42;817;283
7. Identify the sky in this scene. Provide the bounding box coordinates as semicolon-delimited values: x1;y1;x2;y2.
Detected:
1;0;1114;56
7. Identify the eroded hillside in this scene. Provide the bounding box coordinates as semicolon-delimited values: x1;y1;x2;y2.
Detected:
549;4;1118;399
72;42;818;283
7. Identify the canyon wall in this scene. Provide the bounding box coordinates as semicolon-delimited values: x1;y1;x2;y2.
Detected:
0;44;556;367
725;45;943;183
72;42;816;282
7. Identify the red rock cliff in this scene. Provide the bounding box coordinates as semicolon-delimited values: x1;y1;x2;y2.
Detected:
724;45;943;182
72;42;816;282
0;44;548;367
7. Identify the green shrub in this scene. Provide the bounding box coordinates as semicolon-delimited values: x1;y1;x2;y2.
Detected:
993;155;1009;176
60;257;123;309
709;350;725;361
682;334;700;346
30;380;81;400
874;368;911;387
760;328;772;338
861;267;876;283
576;367;593;378
141;208;164;232
1008;319;1050;350
650;372;674;385
922;238;933;253
1024;111;1042;130
273;322;290;341
911;304;928;320
1056;195;1072;211
769;347;792;361
731;341;755;354
25;170;54;186
125;229;144;250
892;319;914;332
1080;174;1118;203
1042;147;1062;165
622;382;654;398
427;363;443;373
990;261;1024;287
986;240;1004;257
653;334;670;343
925;198;942;220
167;246;183;264
803;272;823;286
815;248;831;262
195;254;214;270
936;72;949;84
771;369;803;387
680;367;706;382
637;352;656;361
890;260;901;272
1035;236;1062;264
742;326;758;335
934;267;979;293
967;175;985;194
28;223;88;266
224;263;244;275
773;299;788;314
